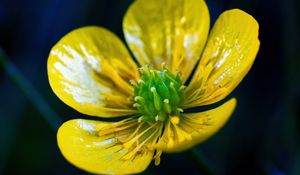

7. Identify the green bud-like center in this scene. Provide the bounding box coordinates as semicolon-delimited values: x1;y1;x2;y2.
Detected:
132;65;185;123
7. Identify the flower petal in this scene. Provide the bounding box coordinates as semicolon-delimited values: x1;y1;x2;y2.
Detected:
184;9;259;108
48;26;139;117
123;0;210;81
157;98;236;153
57;119;154;174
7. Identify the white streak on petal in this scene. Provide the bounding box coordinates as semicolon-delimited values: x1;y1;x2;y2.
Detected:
215;49;231;69
52;46;111;105
93;138;117;146
78;119;96;132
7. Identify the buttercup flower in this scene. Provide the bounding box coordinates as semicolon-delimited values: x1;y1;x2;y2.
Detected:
47;0;259;174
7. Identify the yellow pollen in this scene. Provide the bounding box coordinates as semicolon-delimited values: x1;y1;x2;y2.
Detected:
170;116;180;124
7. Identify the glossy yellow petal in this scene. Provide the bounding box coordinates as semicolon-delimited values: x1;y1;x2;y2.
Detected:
123;0;210;81
184;9;260;108
157;98;236;153
57;119;154;174
48;26;140;117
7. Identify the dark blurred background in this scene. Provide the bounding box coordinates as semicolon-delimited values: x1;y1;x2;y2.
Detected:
0;0;300;174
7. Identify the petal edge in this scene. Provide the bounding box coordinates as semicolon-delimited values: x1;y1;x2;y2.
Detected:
159;98;236;153
184;9;259;107
48;26;139;117
57;119;154;174
123;0;210;81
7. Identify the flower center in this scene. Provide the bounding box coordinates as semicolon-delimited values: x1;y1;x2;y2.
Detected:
131;64;185;123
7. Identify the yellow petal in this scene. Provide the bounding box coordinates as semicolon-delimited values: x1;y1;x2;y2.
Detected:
57;119;154;174
184;9;260;108
123;0;210;81
158;98;236;153
48;26;139;117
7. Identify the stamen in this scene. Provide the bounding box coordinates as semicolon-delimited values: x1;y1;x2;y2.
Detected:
122;142;145;160
179;85;186;91
121;124;160;161
123;124;156;149
96;120;137;137
164;121;174;148
138;79;145;84
177;108;184;112
133;103;141;108
95;118;168;166
118;122;145;143
129;79;136;86
134;96;144;102
154;150;163;165
172;123;192;141
138;116;143;123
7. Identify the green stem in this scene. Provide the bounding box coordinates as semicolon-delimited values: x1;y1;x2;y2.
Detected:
0;48;62;131
186;148;215;175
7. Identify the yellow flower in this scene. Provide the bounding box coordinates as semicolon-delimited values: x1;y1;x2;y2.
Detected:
47;0;259;174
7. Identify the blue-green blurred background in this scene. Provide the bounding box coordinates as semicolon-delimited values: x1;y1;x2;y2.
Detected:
0;0;300;174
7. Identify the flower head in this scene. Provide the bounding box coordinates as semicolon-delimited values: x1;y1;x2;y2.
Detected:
48;0;259;174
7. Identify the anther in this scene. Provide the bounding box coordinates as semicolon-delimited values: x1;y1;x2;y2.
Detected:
133;103;141;108
134;96;144;102
179;85;186;91
163;99;169;103
177;108;184;112
151;87;156;92
170;82;178;92
138;116;143;123
130;80;136;86
155;115;159;121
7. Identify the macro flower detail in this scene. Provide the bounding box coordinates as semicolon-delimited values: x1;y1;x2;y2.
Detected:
47;0;260;174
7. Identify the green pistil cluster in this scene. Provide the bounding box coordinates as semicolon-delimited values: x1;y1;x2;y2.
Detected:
131;64;185;123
